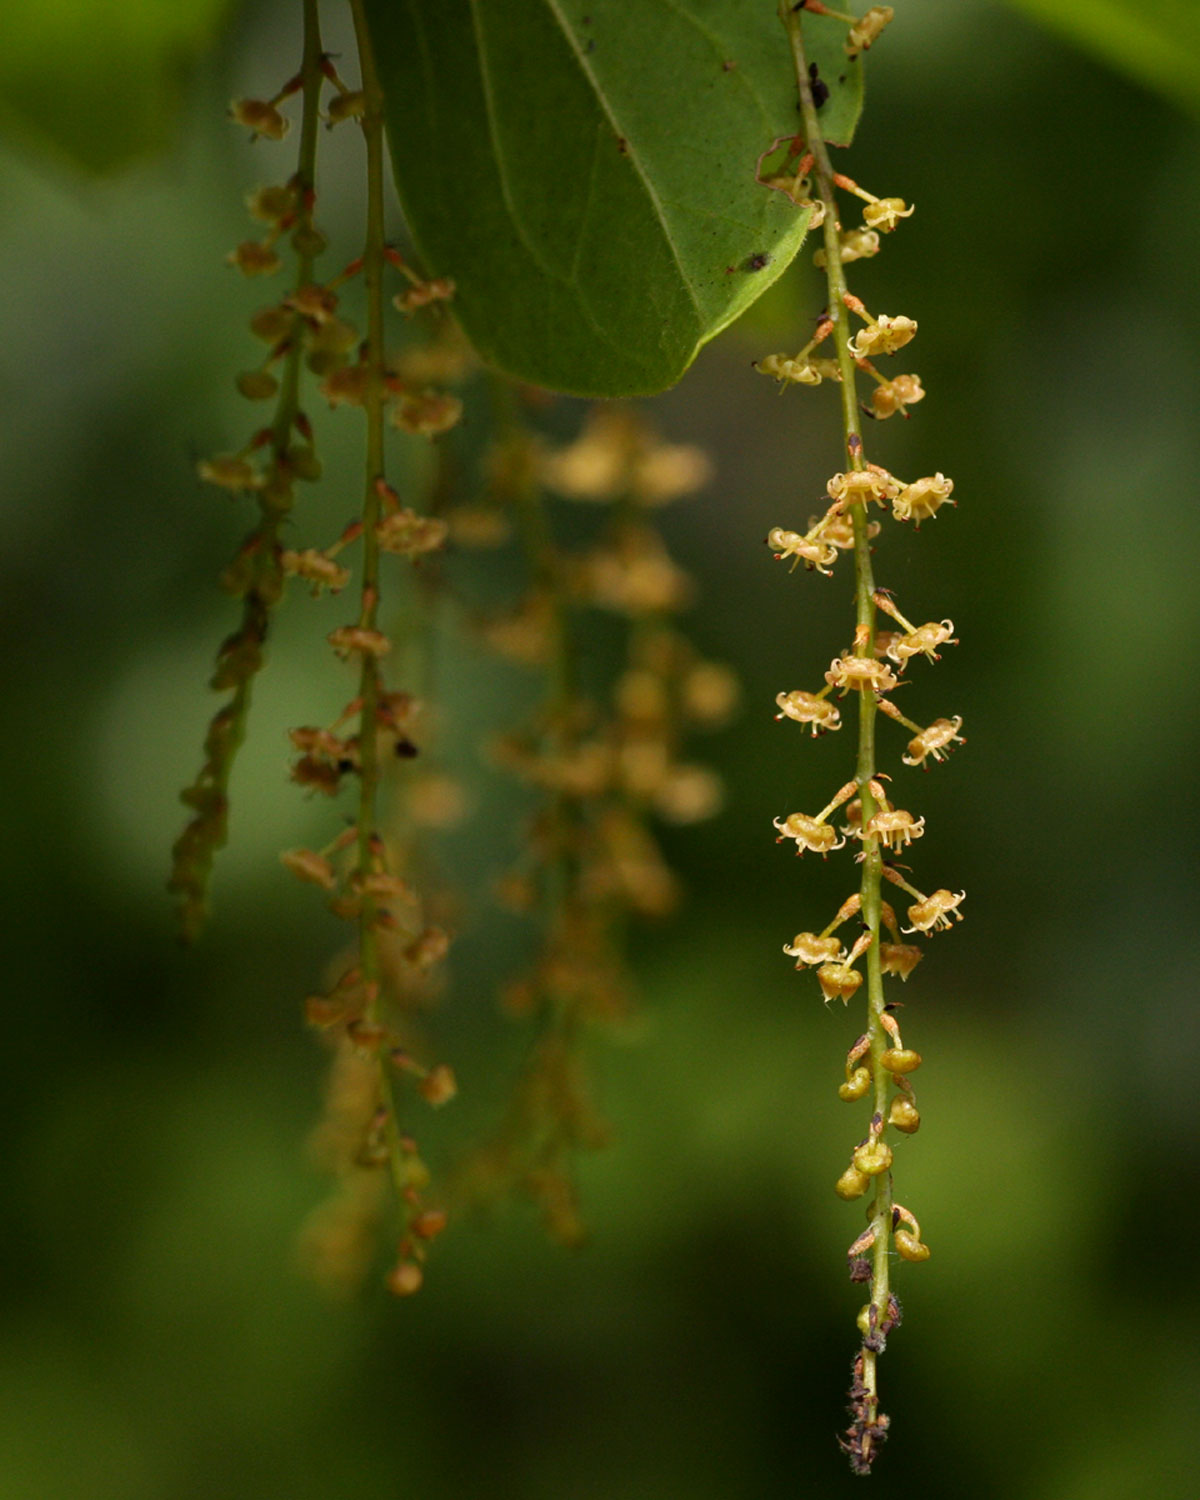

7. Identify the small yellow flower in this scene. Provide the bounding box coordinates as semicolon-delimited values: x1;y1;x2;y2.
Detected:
863;807;925;852
228;240;282;277
825;654;898;695
197;454;260;490
848;313;918;359
328;626;392;659
880;942;923;979
395;275;457;314
392;391;463;437
230;98;290;140
783;932;845;967
870;373;925;419
903;889;966;934
757;353;824;386
818;963;863;1004
845;5;895;59
813;228;880;267
902;716;965;768
862;197;914;232
280;848;337;889
886;620;958;669
774;689;842;735
774;812;846;856
327;89;366;125
281;548;351;594
892;473;955;526
826;468;899;508
768;527;839;575
376;510;448;557
246;184;296;223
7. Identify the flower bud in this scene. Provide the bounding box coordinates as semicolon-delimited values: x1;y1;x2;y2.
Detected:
291;224;328;258
386;1261;424;1296
327;90;366;124
835;1165;869;1200
880;943;923;980
236;370;279;401
894;1229;930;1263
852;1141;893;1176
838;1067;871;1102
845;5;894;58
229;240;282;277
410;1209;448;1240
197;455;259;491
280;848;336;889
230;98;290;140
246;184;296;222
817;963;863;1004
888;1097;921;1133
249;305;295;343
418;1064;457;1107
880;1048;922;1074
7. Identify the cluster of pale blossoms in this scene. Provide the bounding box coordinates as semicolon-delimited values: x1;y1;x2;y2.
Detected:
756;5;964;1464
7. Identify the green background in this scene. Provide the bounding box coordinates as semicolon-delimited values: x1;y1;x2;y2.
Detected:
1;0;1197;1496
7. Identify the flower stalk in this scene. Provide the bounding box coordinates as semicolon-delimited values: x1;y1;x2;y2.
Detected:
771;0;963;1473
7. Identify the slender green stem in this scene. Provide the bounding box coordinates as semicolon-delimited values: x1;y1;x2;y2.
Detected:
781;0;892;1450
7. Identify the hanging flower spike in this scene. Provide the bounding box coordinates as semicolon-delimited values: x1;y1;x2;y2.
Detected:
769;1;965;1472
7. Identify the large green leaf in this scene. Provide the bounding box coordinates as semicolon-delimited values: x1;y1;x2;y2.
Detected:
0;0;234;173
1003;0;1200;111
366;0;862;396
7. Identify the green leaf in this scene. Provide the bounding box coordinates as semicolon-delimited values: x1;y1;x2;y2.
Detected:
365;0;862;396
1002;0;1200;111
0;0;235;174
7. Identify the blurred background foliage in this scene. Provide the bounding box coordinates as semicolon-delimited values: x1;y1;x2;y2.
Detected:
1;0;1199;1496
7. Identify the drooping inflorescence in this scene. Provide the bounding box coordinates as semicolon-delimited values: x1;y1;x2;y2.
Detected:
176;0;469;1297
458;402;735;1242
766;1;964;1473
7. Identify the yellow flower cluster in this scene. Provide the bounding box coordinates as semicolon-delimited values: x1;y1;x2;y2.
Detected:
768;2;964;1475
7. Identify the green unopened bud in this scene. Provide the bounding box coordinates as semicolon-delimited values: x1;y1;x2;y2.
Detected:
236;370;279;401
835;1165;869;1200
894;1228;930;1263
838;1067;871;1102
888;1096;921;1133
852;1141;893;1177
880;1047;922;1075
